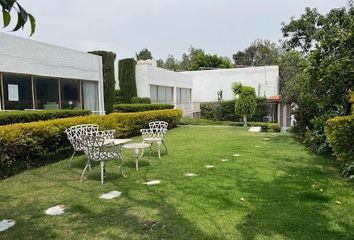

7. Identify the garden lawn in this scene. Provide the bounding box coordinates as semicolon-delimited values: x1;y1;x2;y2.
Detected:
0;126;353;240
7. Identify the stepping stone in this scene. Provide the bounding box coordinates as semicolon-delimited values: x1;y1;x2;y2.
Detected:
45;205;65;216
233;154;240;157
221;159;230;162
263;138;271;141
100;191;122;200
143;180;161;185
0;219;15;232
184;173;197;177
249;127;261;132
205;165;215;168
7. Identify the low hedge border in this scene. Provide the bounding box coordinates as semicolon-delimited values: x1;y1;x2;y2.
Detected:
0;110;91;125
113;103;174;112
179;118;281;132
0;109;182;179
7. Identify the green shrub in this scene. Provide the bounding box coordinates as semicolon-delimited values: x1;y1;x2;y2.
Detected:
0;110;91;125
131;97;151;104
89;51;116;114
0;109;182;178
201;97;269;122
114;103;174;112
118;58;137;103
325;115;354;163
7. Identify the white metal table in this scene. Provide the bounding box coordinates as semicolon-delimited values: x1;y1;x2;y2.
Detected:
122;143;152;171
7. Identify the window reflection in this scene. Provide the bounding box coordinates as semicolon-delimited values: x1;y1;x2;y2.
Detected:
2;74;33;110
35;77;59;109
60;79;81;109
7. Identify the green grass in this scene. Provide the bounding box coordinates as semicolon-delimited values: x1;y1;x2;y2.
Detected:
0;126;353;239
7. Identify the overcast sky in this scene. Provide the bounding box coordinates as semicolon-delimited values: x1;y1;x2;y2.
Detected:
5;0;347;61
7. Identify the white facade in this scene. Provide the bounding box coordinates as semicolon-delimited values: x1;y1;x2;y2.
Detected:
130;61;279;111
0;33;104;113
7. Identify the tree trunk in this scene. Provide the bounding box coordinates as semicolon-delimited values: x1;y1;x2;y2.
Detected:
243;115;247;127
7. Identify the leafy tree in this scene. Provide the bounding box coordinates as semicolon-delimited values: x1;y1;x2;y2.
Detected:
1;0;35;35
164;54;179;71
232;39;279;66
156;59;164;68
191;52;232;70
234;84;257;126
281;6;354;155
136;48;152;61
118;58;137;103
278;50;305;92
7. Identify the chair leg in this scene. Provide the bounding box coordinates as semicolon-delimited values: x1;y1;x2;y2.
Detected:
157;141;162;159
162;140;168;154
100;161;105;185
80;161;90;182
149;145;153;166
119;154;125;177
69;150;76;168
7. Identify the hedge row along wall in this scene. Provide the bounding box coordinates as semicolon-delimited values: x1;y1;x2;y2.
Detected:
0;110;91;125
200;97;268;122
114;103;174;112
89;51;116;114
118;58;137;103
0;109;182;178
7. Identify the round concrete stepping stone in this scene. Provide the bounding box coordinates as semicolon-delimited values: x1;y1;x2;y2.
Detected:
45;205;65;216
143;180;161;185
184;173;197;176
0;219;15;232
221;159;230;162
233;154;240;157
263;138;271;141
100;191;122;200
205;165;215;168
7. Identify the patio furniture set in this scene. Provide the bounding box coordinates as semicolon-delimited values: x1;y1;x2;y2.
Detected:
65;121;168;184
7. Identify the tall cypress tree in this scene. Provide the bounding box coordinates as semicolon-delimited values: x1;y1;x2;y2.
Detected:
118;58;137;103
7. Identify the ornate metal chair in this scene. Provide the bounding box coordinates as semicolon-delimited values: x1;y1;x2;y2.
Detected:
80;130;124;184
65;124;99;168
140;121;168;159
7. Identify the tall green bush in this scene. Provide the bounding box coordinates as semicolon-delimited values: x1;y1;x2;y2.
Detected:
89;51;116;114
119;58;137;103
234;86;257;126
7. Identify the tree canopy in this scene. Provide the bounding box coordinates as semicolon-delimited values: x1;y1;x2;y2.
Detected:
136;48;152;61
1;0;35;36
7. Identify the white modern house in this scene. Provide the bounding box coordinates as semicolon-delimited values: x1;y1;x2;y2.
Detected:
0;33;104;113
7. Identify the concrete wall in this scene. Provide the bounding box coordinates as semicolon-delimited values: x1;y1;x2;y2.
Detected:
181;66;279;102
0;33;102;81
135;62;192;104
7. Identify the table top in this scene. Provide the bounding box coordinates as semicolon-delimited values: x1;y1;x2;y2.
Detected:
123;143;151;149
143;137;162;141
104;139;132;146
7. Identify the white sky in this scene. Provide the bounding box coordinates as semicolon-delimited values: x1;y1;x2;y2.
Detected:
3;0;346;60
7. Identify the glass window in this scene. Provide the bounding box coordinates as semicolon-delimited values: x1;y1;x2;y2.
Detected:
60;79;81;109
35;77;59;109
83;81;98;111
150;85;158;103
2;74;33;110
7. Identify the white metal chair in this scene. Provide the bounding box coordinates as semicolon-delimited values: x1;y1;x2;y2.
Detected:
140;121;168;159
65;124;99;168
80;130;124;184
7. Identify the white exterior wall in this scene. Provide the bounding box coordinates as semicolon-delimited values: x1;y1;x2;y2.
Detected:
135;63;192;104
182;66;279;102
0;33;104;113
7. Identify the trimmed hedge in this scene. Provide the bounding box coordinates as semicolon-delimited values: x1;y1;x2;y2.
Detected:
325;115;354;163
114;103;174;112
131;97;151;104
0;109;182;178
119;58;137;103
200;97;269;122
0;110;91;125
89;51;116;114
179;118;280;132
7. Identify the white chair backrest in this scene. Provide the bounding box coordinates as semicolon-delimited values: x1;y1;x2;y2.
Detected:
65;124;99;151
81;130;116;161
